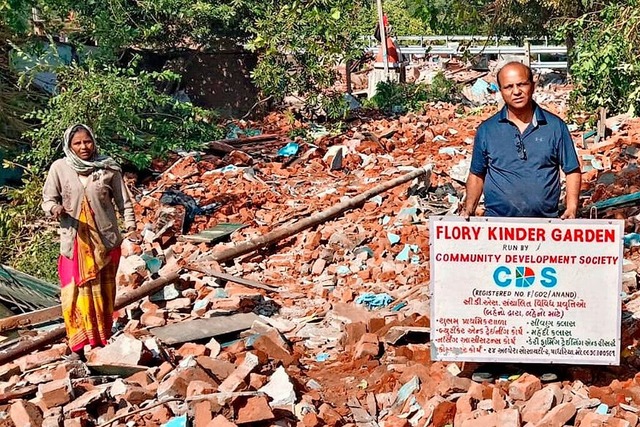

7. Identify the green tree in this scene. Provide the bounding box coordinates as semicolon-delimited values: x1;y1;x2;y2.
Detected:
247;0;369;101
33;0;258;61
565;0;640;116
20;61;223;171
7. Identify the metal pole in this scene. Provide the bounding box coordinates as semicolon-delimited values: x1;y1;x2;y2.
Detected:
376;0;389;74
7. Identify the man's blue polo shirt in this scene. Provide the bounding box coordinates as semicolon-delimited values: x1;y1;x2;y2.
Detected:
469;103;580;217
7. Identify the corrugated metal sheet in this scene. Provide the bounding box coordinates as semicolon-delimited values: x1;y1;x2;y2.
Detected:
0;265;59;313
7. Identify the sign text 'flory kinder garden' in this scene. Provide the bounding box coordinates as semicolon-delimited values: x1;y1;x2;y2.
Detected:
429;217;624;365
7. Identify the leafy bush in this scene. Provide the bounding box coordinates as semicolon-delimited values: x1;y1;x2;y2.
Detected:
365;73;457;113
321;92;351;121
247;0;368;101
565;1;640;117
19;61;224;171
0;170;58;283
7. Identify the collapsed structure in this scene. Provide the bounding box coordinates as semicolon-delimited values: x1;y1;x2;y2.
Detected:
0;72;640;427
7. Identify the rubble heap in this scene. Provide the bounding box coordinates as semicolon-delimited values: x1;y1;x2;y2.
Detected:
2;95;640;427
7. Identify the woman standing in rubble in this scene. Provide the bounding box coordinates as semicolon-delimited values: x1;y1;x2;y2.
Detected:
42;124;136;359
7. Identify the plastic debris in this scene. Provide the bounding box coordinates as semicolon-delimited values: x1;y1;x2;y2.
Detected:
316;353;330;362
396;244;411;262
387;232;401;245
307;379;322;390
391;301;407;312
355;292;394;309
397;244;420;262
393;376;420;408
277;142;300;157
161;415;187;427
310;124;329;140
438;147;465;156
624;233;640;248
449;158;471;183
141;254;163;274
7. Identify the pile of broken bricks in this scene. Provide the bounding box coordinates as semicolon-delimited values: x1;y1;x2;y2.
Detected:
4;86;640;426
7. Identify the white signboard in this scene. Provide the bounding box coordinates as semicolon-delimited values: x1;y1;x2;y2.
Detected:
429;216;623;365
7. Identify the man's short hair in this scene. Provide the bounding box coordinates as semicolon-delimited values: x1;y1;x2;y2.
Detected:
496;62;534;88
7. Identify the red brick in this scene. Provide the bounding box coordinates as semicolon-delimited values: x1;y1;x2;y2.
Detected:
432;400;456;427
248;373;268;390
233;396;274;424
177;343;208;358
491;386;507;411
382;415;410;427
0;363;20;381
166;297;192;311
341;322;367;351
38;379;74;409
354;333;380;359
218;353;260;393
193;401;213;427
140;310;167;327
187;380;216;398
156;362;174;381
253;335;294;366
196;357;235;382
126;371;153;387
495;408;520;427
311;258;326;275
302;412;321;427
63;418;87;427
521;384;562;424
536;402;577;427
318;403;343;426
9;400;43;427
123;385;156;405
15;345;67;372
508;373;541;401
157;375;189;399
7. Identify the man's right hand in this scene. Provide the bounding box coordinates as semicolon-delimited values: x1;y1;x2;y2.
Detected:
51;205;65;221
459;206;474;221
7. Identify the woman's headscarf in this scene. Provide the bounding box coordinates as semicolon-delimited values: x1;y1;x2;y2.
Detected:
63;124;121;174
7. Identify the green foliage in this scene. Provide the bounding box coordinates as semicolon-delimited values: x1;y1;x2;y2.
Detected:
322;92;350;121
406;0;490;35
12;230;59;283
348;0;431;38
0;170;58;283
404;0;566;40
0;0;34;34
247;0;368;101
18;61;223;171
565;1;640;116
34;0;259;61
366;73;457;113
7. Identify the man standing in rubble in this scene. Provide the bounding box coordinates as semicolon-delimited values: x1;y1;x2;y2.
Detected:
460;62;582;382
462;61;581;219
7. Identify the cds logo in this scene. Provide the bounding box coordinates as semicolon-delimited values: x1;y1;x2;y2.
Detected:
493;266;557;288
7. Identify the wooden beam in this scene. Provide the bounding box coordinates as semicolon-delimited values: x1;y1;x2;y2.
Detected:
0;271;180;366
207;165;432;264
0;165;432;365
0;305;62;332
208;134;280;147
186;265;280;293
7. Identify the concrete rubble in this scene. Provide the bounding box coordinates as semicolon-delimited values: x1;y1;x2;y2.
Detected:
3;71;640;426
